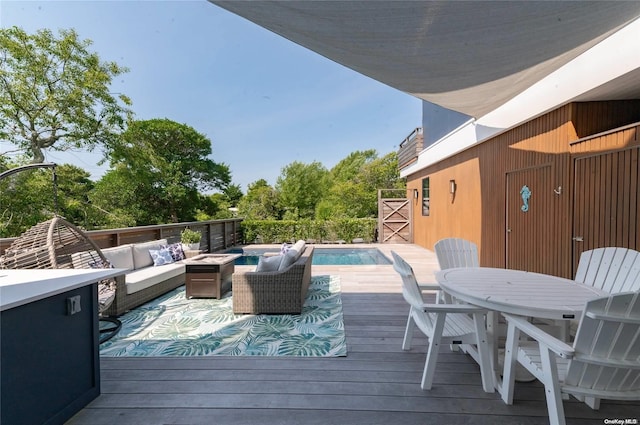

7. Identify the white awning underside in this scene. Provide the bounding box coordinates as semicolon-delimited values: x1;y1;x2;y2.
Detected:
210;1;640;122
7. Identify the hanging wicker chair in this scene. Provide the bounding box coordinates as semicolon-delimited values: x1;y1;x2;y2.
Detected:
0;216;121;343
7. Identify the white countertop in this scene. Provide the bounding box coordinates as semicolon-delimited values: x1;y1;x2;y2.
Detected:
0;269;127;311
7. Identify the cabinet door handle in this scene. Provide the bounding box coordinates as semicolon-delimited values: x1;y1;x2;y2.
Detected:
572;236;584;242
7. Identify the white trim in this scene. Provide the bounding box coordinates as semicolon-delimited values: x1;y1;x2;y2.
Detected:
400;120;501;178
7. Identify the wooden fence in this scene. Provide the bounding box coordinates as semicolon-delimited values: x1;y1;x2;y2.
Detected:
0;218;243;256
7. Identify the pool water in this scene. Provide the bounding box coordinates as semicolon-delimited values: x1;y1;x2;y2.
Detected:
229;247;391;266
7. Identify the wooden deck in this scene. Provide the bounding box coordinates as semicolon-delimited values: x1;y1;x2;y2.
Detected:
67;244;637;425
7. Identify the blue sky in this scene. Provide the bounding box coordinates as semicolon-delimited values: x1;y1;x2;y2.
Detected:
1;1;421;192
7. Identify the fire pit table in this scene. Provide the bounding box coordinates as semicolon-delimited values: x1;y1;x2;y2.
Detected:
184;253;241;299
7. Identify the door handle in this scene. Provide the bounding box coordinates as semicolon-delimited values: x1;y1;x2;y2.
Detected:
572;236;584;242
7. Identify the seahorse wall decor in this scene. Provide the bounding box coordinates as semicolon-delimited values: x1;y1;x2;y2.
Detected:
520;185;531;212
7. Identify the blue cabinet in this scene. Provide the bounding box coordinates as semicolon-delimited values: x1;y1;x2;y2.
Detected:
1;283;99;425
1;269;124;425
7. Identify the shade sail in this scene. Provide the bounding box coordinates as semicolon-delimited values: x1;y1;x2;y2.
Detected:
210;1;640;119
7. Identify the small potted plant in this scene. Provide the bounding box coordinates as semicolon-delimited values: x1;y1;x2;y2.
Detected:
181;228;202;251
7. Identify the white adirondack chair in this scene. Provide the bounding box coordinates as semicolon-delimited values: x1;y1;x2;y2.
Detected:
557;247;640;339
501;291;640;425
433;238;479;303
433;237;485;352
575;247;640;293
434;237;480;269
391;251;493;392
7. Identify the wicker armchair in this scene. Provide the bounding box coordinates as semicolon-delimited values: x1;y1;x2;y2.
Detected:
0;216;121;342
232;246;314;314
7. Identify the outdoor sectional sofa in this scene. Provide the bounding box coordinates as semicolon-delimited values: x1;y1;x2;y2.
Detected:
232;242;314;314
73;238;186;316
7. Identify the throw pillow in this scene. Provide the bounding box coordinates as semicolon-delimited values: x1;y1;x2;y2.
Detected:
149;248;175;266
280;243;291;255
255;254;283;272
278;250;297;271
162;242;185;261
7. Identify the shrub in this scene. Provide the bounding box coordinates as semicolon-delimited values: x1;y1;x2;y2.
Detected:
240;219;377;244
180;227;202;244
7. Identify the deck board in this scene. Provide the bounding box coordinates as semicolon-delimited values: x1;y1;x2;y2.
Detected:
67;244;638;425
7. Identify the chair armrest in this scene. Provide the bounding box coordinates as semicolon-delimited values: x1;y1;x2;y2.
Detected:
420;303;486;314
418;283;441;291
503;313;575;359
585;311;640;325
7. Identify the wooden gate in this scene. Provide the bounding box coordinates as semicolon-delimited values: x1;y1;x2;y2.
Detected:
572;146;640;274
505;165;555;273
378;193;411;243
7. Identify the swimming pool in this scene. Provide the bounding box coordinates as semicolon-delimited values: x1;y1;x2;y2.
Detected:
228;247;392;266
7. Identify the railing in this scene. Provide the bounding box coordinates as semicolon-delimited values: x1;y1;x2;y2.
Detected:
0;218;243;256
397;127;424;169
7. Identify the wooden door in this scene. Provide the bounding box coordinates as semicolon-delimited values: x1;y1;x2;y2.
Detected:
505;165;555;273
378;198;411;243
572;147;640;275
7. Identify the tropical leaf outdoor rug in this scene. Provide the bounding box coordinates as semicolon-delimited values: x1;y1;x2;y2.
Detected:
100;275;346;357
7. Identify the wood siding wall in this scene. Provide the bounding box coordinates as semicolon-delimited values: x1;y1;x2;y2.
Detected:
570;124;640;272
407;100;640;278
573;101;640;139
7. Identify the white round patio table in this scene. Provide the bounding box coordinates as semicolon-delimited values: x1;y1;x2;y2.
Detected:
435;267;608;394
435;267;607;320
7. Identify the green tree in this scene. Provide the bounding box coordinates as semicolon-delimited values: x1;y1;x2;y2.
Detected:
0;160;56;236
237;179;281;220
89;166;140;228
0;162;106;236
197;193;234;220
276;161;329;219
361;151;405;192
353;151;405;217
330;149;377;182
0;27;132;163
222;184;243;206
47;164;96;228
316;150;405;219
98;118;231;224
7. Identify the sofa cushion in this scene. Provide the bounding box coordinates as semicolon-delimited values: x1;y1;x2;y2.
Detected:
149;248;175;266
256;254;283;272
288;240;306;262
132;239;168;270
292;239;305;251
101;245;135;271
125;262;185;295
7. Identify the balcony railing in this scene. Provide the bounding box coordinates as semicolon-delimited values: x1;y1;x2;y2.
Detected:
397;127;423;169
